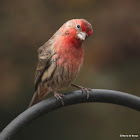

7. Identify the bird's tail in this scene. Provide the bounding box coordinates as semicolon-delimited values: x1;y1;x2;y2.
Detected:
28;91;40;108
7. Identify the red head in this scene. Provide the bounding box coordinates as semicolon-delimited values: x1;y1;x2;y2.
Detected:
60;19;93;42
53;19;93;68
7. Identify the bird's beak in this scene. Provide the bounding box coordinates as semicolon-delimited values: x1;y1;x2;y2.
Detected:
77;31;87;41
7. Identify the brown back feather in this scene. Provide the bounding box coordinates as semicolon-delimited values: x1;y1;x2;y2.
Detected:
34;30;62;91
34;42;55;90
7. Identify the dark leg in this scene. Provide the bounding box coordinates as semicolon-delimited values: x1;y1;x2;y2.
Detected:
71;84;91;99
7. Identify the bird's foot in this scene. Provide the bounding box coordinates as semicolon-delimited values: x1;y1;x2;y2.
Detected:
54;92;64;105
71;84;91;99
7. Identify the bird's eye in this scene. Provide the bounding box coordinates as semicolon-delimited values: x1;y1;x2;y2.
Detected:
77;25;80;28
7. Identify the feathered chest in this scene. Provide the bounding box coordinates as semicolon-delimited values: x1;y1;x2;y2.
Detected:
54;36;84;72
50;39;84;90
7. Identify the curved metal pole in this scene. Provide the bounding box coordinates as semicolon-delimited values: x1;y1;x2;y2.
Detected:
0;89;140;140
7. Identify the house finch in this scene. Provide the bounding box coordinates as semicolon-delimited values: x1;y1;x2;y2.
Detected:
29;19;93;107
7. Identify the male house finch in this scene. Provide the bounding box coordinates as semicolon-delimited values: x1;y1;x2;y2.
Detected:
29;19;93;107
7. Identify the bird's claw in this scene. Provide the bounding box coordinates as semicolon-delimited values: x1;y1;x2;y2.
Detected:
79;87;91;99
71;84;91;99
54;92;64;105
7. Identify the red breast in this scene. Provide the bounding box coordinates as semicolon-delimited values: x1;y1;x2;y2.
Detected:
54;34;84;72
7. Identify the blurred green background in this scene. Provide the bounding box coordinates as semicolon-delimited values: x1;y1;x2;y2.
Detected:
0;0;140;140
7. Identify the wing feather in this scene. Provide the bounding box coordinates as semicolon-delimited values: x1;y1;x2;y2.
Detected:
34;30;61;90
34;42;55;90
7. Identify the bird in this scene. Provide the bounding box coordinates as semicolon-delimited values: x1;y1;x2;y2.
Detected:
28;19;93;107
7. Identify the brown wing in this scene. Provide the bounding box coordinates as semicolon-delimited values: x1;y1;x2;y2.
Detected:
34;42;56;90
34;30;62;90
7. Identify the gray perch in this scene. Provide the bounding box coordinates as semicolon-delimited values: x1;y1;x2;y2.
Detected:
0;89;140;140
